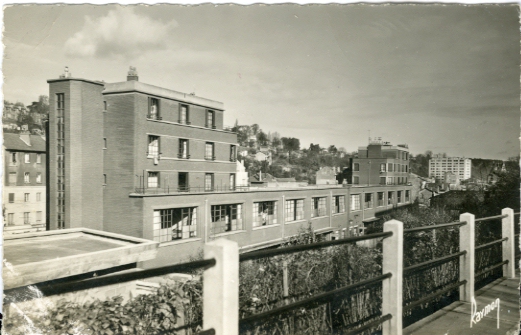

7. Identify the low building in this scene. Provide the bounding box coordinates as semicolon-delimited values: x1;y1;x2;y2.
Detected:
316;166;338;185
3;132;46;230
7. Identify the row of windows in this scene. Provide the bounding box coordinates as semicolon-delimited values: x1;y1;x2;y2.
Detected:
353;162;408;173
9;152;42;165
8;192;42;203
352;176;408;185
152;196;347;242
146;171;236;192
144;97;218;129
6;211;43;225
350;190;410;210
147;135;237;161
8;172;42;184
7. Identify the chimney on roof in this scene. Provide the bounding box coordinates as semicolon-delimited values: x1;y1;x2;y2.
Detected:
59;66;72;79
127;66;139;81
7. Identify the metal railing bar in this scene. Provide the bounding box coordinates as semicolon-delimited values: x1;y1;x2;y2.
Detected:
240;231;393;261
515;233;520;238
343;314;392;335
475;260;509;277
197;329;216;335
239;273;392;325
404;251;466;274
403;280;467;312
514;212;520;216
475;237;508;251
475;214;508;223
3;258;216;304
404;221;467;233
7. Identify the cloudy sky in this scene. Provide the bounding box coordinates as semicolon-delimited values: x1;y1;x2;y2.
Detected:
3;4;519;159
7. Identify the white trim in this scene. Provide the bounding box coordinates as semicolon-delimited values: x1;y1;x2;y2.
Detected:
159;238;202;247
252;224;281;231
213;230;246;237
146;120;234;136
158;157;235;164
284;219;307;225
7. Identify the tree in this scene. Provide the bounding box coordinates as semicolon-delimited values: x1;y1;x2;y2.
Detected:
281;137;300;161
257;131;268;147
328;145;338;155
309;143;321;154
251;124;260;135
483;156;520;215
272;136;281;149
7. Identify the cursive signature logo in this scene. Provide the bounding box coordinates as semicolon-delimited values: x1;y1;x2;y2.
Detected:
470;296;500;329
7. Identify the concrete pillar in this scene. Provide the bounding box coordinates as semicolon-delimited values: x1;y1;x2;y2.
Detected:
459;212;475;302
502;208;515;278
382;219;403;335
203;239;239;335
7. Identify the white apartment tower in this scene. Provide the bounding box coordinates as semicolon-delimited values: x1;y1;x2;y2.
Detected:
429;156;471;180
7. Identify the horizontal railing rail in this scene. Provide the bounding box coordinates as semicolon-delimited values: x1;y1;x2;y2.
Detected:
404;251;466;274
344;314;393;335
475;260;509;277
403;280;467;312
134;185;250;194
474;214;508;223
3;258;216;304
475;237;508;251
239;273;392;326
240;231;393;262
404;221;466;233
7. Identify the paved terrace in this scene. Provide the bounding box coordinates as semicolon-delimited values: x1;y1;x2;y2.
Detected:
404;274;519;335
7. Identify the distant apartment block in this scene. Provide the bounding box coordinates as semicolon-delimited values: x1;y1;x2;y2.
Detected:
47;68;413;267
351;138;410;186
429;156;471;181
3;132;46;229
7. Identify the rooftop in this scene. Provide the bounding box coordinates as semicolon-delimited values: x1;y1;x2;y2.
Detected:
3;133;46;152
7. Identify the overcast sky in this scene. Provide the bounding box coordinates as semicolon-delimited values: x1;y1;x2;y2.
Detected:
3;4;519;159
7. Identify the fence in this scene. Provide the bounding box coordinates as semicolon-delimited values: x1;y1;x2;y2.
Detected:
3;208;518;335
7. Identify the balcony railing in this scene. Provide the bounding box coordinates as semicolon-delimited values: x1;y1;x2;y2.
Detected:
134;185;250;195
178;153;191;159
146;114;163;120
205;155;216;161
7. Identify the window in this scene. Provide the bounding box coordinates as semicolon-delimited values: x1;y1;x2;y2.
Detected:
211;204;243;234
230;145;237;162
377;192;384;207
103;138;107;149
10;152;17;164
397;191;403;203
205;142;215;160
178;139;189;159
311;197;327;218
36;193;41;202
148;172;159;188
179;104;189;124
333;195;345;214
24;193;29;202
24;212;30;224
405;190;410;202
148;135;160;157
353;176;359;184
24;172;30;184
365;193;373;209
8;193;14;203
285;199;304;222
7;213;14;225
57;93;66;230
206;110;215;128
25;153;30;163
103;174;107;185
388;191;394;205
148;98;160;120
350;194;361;211
153;207;197;242
36;211;43;223
379;177;386;185
36;173;42;184
178;172;189;192
353;163;359;171
388;163;393;172
253;201;277;227
229;174;236;190
103;101;107;111
9;172;17;185
380;163;386;172
205;173;214;191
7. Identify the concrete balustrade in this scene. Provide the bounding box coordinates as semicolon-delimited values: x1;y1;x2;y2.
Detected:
502;208;515;278
459;212;475;302
382;219;403;335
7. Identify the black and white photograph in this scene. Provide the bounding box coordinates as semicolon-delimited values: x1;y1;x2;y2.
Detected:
1;3;520;335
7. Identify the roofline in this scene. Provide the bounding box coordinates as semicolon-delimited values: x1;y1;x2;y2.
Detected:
47;78;105;86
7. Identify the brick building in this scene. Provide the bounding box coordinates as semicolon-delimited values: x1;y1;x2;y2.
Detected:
351;138;410;186
3;132;46;229
47;68;413;267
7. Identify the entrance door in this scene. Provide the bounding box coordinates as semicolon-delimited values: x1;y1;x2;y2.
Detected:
178;172;189;192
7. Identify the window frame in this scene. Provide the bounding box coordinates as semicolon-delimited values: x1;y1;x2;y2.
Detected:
153;207;198;242
178;139;190;159
350;194;361;211
148;97;161;120
211;204;243;234
36;172;42;184
147;171;159;188
205;173;214;192
311;197;327;218
8;193;14;203
206;110;216;129
179;104;190;124
205;142;215;161
333;195;346;214
147;135;160;158
24;153;30;163
253;201;278;227
24;172;30;184
285;199;304;222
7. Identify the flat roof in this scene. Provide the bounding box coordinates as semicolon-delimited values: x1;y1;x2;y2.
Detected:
3;228;159;289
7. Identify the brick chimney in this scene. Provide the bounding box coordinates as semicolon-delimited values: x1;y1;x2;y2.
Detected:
127;66;139;81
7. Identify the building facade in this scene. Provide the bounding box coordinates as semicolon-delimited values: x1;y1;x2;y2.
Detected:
47;68;413;267
429;156;471;181
3;133;46;228
351;139;410;186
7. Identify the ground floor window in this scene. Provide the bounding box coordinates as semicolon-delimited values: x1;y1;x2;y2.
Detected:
364;193;373;209
153;207;197;242
388;191;394;205
350;194;361;211
23;212;30;224
7;213;14;225
397;191;403;203
211;204;243;234
36;211;43;223
377;192;384;207
285;199;304;222
333;195;345;214
311;197;327;218
253;201;277;227
405;190;410;202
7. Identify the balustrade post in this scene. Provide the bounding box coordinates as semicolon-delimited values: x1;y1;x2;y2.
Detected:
459;213;475;302
382;219;403;335
204;239;239;335
502;208;515;278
